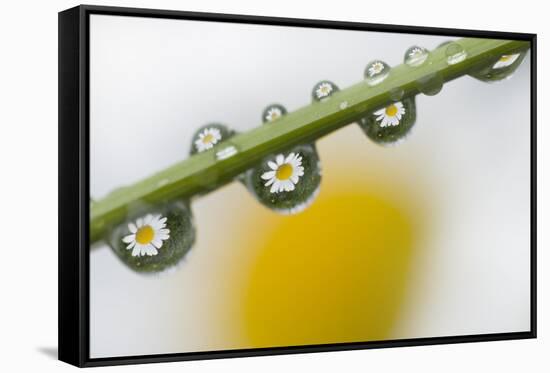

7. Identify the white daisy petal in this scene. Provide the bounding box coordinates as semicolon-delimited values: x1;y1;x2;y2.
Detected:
261;171;276;180
132;246;141;257
128;223;137;233
122;234;135;243
268;161;278;170
126;241;136;250
276;154;284;165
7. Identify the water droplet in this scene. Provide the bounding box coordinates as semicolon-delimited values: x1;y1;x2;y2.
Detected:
445;42;467;65
388;87;405;102
358;96;417;145
190;123;236;155
108;201;195;273
469;50;527;82
262;104;287;123
339;101;349;110
312;80;339;102
416;72;443;96
404;46;429;67
364;60;391;86
244;144;322;214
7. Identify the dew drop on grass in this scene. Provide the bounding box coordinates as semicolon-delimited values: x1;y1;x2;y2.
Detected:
189;123;236;155
469;50;528;82
108;201;196;273
416;72;444;96
404;46;429;67
311;80;339;102
339;101;349;110
358;96;417;146
364;60;391;86
243;144;322;215
445;42;467;65
262;103;287;123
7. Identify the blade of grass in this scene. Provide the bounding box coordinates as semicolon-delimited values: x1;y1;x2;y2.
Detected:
90;38;529;242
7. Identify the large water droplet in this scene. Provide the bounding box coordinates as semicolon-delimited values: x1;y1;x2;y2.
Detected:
262;103;287;123
190;123;236;155
469;50;527;82
358;97;417;145
404;46;429;67
312;81;339;102
416;72;443;96
445;42;467;65
244;144;322;214
108;201;195;273
364;60;391;86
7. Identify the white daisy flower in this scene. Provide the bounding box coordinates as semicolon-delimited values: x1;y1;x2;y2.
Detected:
122;214;170;257
368;61;385;77
265;107;283;122
374;101;406;128
261;153;305;193
194;127;222;152
315;82;333;99
493;53;520;69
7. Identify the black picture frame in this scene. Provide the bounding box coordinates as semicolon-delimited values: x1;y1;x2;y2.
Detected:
58;4;537;367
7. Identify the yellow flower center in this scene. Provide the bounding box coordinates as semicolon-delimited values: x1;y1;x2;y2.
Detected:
276;163;293;180
136;225;154;244
202;134;214;144
499;55;512;62
385;104;398;117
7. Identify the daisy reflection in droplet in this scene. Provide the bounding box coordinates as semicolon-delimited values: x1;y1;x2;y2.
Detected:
261;153;305;193
374;101;406;127
493;53;520;69
122;214;170;257
194;127;222;152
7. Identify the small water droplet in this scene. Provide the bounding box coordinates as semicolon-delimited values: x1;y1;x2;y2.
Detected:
262;104;287;123
469;50;527;82
416;73;443;96
358;97;417;145
108;201;195;273
389;87;405;102
364;60;391;86
404;46;429;67
445;42;467;65
312;80;339;102
244;144;322;214
215;145;238;160
190;123;236;155
339;101;349;110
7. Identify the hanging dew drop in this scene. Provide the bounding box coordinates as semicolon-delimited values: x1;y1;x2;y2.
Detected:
244;144;322;215
339;101;349;110
364;60;391;86
416;72;444;96
358;96;417;145
190;123;236;155
389;87;405;102
312;80;339;102
445;42;467;65
108;201;196;273
469;50;528;82
404;46;429;67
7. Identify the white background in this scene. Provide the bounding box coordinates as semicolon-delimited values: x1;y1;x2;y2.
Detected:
0;0;547;371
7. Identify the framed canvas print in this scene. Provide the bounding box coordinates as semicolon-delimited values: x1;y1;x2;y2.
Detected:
58;5;537;367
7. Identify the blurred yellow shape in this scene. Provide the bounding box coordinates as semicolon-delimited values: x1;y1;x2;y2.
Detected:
244;191;415;348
